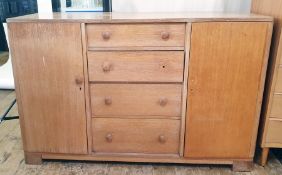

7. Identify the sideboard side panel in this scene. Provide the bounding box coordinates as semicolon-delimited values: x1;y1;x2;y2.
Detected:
8;22;88;154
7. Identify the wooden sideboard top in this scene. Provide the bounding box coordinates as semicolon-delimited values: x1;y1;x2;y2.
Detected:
7;12;273;23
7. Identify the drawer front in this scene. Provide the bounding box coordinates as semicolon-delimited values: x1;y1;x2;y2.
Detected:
92;118;180;154
88;51;184;82
90;84;182;117
275;67;282;92
86;24;185;48
270;94;282;118
266;119;282;144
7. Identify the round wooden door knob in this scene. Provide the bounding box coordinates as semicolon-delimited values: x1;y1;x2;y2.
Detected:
75;78;83;85
102;62;112;72
106;133;113;142
159;98;168;106
159;135;166;143
104;97;112;105
102;31;111;40
161;32;170;40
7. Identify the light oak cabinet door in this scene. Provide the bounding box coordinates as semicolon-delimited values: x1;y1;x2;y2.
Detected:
8;23;88;154
184;22;270;158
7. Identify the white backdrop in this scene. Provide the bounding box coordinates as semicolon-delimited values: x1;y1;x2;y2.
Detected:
113;0;251;13
0;24;14;89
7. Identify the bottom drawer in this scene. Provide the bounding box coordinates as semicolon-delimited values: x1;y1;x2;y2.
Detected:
92;118;180;154
266;119;282;144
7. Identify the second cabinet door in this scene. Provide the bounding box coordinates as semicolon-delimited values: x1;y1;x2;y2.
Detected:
184;22;270;158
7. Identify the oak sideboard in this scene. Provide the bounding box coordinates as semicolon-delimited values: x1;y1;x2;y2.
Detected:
7;12;273;171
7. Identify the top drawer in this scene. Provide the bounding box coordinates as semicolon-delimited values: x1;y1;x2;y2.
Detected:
86;24;185;49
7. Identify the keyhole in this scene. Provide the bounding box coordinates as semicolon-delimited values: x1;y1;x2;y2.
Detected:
79;87;82;90
162;65;166;68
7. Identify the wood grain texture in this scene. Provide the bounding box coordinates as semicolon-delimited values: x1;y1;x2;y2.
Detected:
42;152;253;165
6;12;273;23
252;0;282;156
86;24;185;48
81;23;92;154
91;118;180;154
274;67;282;92
8;23;88;154
265;119;282;144
88;46;184;51
88;51;184;83
90;84;182;117
258;147;269;166
7;25;29;153
270;94;282;118
184;22;270;159
249;22;273;158
179;23;191;156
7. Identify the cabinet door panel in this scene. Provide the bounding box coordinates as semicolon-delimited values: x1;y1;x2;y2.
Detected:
185;22;269;158
9;23;87;154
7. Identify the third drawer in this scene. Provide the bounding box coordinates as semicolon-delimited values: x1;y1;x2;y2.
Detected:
90;84;182;117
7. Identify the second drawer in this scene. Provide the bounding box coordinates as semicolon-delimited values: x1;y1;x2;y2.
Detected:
88;51;184;82
90;84;182;117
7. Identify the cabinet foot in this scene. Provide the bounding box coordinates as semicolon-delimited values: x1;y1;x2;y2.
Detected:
258;147;269;166
232;161;253;172
24;152;42;165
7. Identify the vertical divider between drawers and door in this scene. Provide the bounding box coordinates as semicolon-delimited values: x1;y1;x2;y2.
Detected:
179;23;192;156
81;23;93;154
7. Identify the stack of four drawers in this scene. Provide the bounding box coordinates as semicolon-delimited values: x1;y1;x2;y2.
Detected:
86;23;186;156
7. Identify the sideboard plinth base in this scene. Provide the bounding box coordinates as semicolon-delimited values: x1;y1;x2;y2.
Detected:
24;152;42;165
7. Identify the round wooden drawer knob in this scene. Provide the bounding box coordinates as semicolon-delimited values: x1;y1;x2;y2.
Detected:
102;31;111;40
161;32;170;40
106;133;113;142
159;98;168;106
104;97;112;105
159;135;166;143
102;62;112;72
